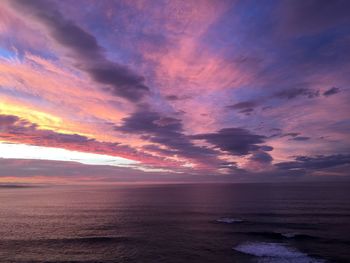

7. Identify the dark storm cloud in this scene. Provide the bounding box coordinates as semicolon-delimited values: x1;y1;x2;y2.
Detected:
10;0;149;102
323;87;341;97
276;154;350;170
190;128;266;156
115;109;220;165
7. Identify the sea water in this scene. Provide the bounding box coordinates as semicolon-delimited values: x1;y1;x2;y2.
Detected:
0;182;349;262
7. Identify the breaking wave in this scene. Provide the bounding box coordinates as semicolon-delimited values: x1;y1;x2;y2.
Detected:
216;217;244;224
233;242;325;263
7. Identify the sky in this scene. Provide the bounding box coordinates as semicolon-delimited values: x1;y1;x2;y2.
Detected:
0;0;349;184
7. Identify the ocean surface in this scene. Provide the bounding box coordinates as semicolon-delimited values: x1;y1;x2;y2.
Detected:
0;182;349;263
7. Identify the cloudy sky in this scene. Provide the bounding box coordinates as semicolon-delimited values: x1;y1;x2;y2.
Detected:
0;0;349;184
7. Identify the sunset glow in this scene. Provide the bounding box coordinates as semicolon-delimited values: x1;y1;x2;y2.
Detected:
0;0;349;183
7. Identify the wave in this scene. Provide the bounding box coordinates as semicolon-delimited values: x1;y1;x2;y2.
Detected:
14;236;131;245
281;232;314;239
216;217;244;224
243;231;317;240
241;231;350;245
233;242;325;263
243;212;350;218
247;221;322;230
281;232;299;238
67;236;128;243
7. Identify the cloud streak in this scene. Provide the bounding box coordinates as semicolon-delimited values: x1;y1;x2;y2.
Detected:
0;0;349;182
276;154;350;171
0;114;175;168
10;0;149;102
190;128;268;156
115;107;222;169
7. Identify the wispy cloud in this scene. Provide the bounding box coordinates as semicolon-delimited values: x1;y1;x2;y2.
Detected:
0;0;349;182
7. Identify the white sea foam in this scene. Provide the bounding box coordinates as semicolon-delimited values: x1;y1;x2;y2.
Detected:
233;242;325;263
234;242;304;257
281;232;298;238
216;217;243;223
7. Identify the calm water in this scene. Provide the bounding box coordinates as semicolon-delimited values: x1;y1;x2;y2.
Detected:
0;182;349;263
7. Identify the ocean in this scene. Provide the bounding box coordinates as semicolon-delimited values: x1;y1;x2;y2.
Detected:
0;182;349;263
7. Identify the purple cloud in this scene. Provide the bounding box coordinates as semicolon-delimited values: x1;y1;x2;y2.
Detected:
115;108;221;167
276;154;350;170
10;0;149;102
190;128;267;156
323;87;341;97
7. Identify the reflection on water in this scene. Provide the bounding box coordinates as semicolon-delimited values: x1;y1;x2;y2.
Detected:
0;182;349;262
